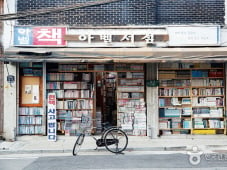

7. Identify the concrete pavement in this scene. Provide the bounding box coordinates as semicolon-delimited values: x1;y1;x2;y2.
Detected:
1;135;227;155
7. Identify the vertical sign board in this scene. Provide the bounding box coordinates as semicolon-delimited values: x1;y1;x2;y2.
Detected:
47;93;57;141
14;26;67;46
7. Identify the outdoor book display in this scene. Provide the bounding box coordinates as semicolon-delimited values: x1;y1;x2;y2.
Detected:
116;64;146;136
46;64;94;136
18;63;44;135
158;63;225;135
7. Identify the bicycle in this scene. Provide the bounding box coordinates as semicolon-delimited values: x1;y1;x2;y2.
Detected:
72;119;128;156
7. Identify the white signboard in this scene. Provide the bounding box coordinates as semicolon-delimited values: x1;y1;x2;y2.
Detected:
47;93;57;141
168;26;220;46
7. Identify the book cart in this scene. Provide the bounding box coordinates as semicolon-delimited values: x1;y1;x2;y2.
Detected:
158;63;226;135
46;63;146;136
18;63;44;135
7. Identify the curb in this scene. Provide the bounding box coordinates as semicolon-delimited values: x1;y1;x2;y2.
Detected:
0;146;188;155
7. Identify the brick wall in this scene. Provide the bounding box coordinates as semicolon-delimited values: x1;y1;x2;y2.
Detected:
16;0;225;26
157;0;225;25
17;0;156;26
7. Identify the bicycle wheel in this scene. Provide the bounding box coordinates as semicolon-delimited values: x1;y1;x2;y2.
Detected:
72;133;85;156
104;128;128;153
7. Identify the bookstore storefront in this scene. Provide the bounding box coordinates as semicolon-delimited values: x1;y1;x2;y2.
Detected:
17;61;147;138
3;25;227;140
4;46;227;140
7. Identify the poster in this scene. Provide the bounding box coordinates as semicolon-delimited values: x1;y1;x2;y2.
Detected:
32;85;39;104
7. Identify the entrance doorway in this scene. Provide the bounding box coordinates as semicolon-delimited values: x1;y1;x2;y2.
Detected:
96;72;117;128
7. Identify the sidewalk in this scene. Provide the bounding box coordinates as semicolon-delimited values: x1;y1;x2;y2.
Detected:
1;135;227;154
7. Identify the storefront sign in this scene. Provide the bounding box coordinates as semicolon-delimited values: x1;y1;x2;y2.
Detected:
65;28;168;47
168;26;220;46
47;93;57;141
14;26;67;46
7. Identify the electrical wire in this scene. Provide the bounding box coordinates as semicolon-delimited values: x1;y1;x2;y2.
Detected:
0;0;124;21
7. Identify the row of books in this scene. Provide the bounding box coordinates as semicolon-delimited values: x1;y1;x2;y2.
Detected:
118;79;144;86
118;99;145;108
57;110;92;120
159;79;191;87
118;86;144;92
115;64;144;71
19;116;42;125
192;70;223;78
192;88;223;96
192;97;223;106
46;82;92;90
118;72;144;78
49;89;93;98
160;108;193;117
191;79;223;86
19;62;43;68
47;73;74;81
57;99;93;109
18;125;43;134
23;68;42;76
193;108;223;117
159;63;223;69
118;92;144;99
19;107;43;115
159;71;190;79
159;107;224;117
59;64;87;71
159;108;181;117
159;118;192;129
194;118;224;128
159;88;190;96
159;98;191;107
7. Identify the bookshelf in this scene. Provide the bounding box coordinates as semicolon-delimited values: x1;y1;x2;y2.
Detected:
117;64;146;136
158;63;225;135
18;62;44;135
18;107;44;135
46;63;95;136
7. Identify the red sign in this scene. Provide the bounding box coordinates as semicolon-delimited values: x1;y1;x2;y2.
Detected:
33;27;67;46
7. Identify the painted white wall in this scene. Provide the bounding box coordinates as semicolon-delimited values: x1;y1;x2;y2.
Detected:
3;63;17;140
221;29;227;46
3;0;17;140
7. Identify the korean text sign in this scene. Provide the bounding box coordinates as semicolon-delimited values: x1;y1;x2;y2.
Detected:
47;93;57;141
14;26;67;46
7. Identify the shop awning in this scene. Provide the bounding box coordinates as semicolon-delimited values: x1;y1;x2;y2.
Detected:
1;47;227;63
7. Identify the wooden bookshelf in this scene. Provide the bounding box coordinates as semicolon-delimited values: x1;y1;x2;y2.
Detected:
158;63;225;135
46;63;95;136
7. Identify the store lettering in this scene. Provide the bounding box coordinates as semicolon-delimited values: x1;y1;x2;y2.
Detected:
76;34;155;44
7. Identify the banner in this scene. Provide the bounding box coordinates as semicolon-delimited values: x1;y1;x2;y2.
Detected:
47;93;57;141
